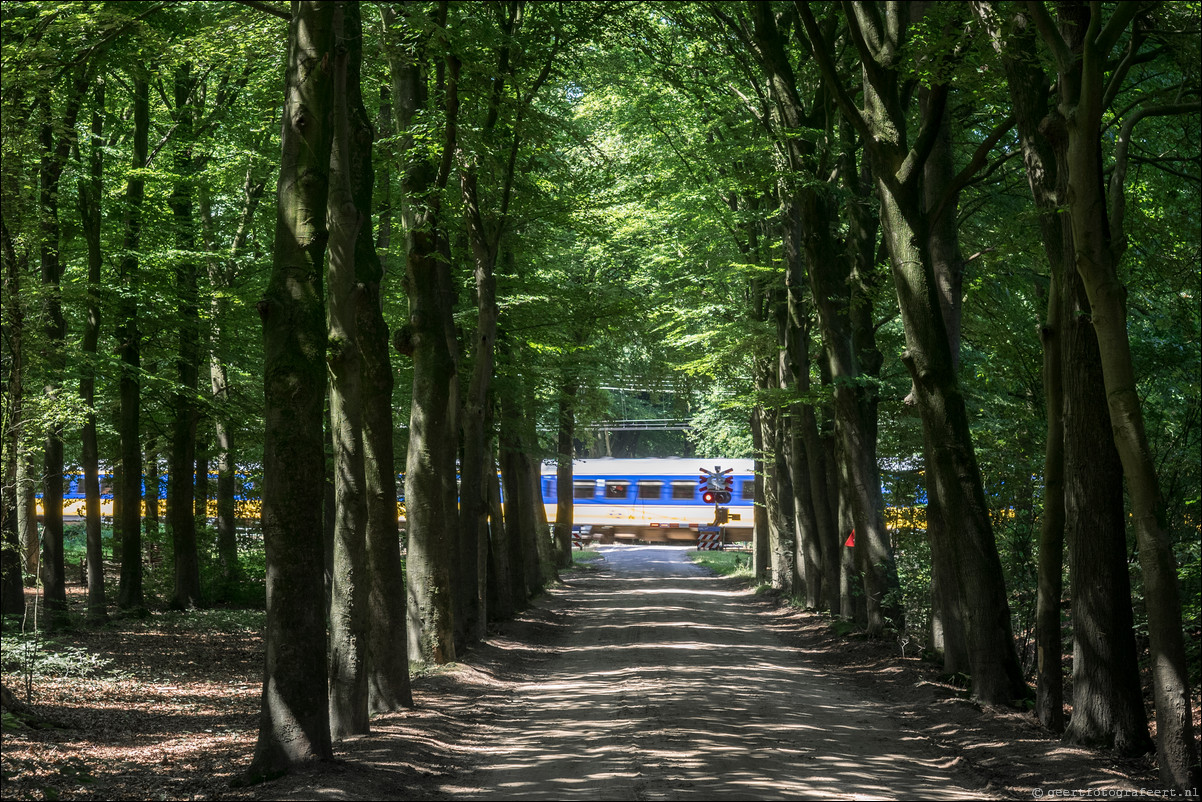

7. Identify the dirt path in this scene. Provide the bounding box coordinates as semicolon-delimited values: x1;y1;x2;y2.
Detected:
2;547;1168;800
434;545;992;800
254;545;1159;802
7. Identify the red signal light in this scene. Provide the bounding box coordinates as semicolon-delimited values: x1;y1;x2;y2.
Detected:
702;490;717;504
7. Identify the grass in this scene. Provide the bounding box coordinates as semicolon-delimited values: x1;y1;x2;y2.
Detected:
688;549;754;578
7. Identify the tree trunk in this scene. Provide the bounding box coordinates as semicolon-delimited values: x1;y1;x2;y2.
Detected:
144;439;160;552
1;225;25;615
801;187;899;635
1061;266;1149;754
116;70;148;613
385;0;460;667
486;447;514;621
799;1;1025;703
195;439;210;525
554;377;576;568
456;167;501;646
168;62;202;611
402;221;459;664
751;0;894;624
499;377;531;607
38;75;86;629
749;409;769;582
1031;3;1197;785
1035;287;1065;731
878;179;1024;702
199;160;264;592
325;0;370;740
358;17;411;716
18;449;38;579
973;2;1068;726
763;324;797;596
78;77;107;623
250;0;337;777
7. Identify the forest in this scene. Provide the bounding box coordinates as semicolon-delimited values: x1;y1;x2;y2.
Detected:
1;0;1199;796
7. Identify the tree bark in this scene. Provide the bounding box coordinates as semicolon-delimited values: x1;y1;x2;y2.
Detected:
973;1;1068;728
1061;263;1149;754
116;69;148;613
250;0;337;777
325;0;370;740
1;225;26;615
77;77;107;623
384;0;460;666
18;449;38;579
168;62;203;611
750;0;895;627
457;167;500;645
144;439;160;553
554;377;577;568
358;15;411;716
1027;2;1198;785
799;1;1025;704
486;444;515;621
38;73;86;628
499;370;532;607
749;409;770;582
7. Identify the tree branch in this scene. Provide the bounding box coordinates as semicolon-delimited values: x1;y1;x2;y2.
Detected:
1101;22;1147;112
231;0;290;22
795;2;873;148
1109;100;1202;261
930;113;1016;227
897;82;948;187
1025;1;1071;72
1094;0;1142;58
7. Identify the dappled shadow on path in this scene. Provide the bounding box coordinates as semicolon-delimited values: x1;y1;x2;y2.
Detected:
257;546;1160;801
427;546;988;801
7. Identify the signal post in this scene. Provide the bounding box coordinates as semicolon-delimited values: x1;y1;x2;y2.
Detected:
698;466;733;549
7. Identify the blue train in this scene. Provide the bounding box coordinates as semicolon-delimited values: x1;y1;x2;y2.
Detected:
540;458;756;544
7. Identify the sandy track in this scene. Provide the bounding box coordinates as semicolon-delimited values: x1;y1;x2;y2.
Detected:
437;545;989;801
258;543;1161;802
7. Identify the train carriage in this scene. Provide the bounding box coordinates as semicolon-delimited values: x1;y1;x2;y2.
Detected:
540;457;755;547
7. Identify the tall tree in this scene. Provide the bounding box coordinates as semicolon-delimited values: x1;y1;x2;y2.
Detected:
168;61;203;610
1027;1;1199;788
77;76;107;623
325;0;371;740
383;0;461;665
0;223;26;616
743;1;900;631
456;0;563;646
974;0;1145;747
799;1;1026;704
116;68;149;613
37;66;87;628
362;74;412;714
250;0;336;777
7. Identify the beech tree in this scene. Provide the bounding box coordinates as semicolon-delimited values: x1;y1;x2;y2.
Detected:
1025;1;1199;790
1;1;1198;790
251;0;336;776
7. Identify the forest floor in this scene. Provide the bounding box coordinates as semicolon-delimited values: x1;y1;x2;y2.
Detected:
0;546;1178;801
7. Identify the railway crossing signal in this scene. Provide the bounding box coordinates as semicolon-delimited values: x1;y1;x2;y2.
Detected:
698;466;733;505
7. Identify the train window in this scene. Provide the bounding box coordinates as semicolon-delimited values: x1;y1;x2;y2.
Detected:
636;481;662;500
99;477;114;497
604;481;629;499
740;480;755;501
573;481;595;499
670;481;695;500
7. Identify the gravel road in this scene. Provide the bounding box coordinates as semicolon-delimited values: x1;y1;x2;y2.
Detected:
448;545;990;801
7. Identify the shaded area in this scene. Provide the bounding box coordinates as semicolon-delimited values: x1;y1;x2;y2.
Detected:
436;546;990;801
2;554;1160;800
